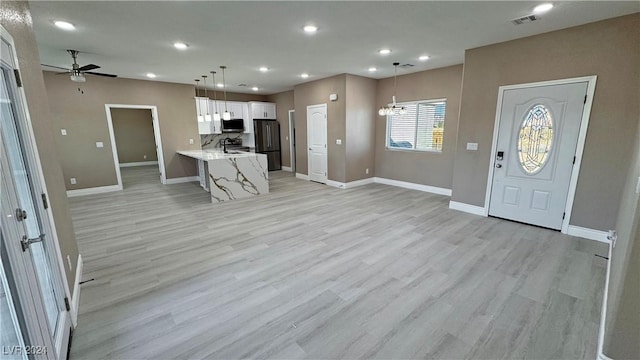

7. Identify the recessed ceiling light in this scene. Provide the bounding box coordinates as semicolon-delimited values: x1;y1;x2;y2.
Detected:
216;83;224;88
379;49;391;55
533;3;554;14
301;73;310;79
259;67;269;72
303;25;318;34
54;20;75;31
146;73;157;78
252;86;259;91
418;55;430;61
173;42;188;50
368;67;377;72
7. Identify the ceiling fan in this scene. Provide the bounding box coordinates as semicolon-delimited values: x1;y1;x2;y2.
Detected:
42;50;117;83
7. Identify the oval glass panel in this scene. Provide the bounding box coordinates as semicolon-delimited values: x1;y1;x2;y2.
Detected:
518;104;554;174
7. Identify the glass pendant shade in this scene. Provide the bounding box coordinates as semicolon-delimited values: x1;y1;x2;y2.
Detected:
213;112;221;121
223;111;231;120
204;114;212;122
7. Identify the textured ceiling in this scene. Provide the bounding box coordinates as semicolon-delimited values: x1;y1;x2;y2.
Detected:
30;1;639;94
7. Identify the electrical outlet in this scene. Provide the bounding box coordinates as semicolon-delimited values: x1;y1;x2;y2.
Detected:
70;178;77;185
61;129;67;136
336;139;342;145
143;155;147;160
366;168;369;174
189;138;194;145
96;141;104;148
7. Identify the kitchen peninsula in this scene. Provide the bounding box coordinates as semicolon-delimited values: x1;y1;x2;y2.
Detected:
177;150;268;202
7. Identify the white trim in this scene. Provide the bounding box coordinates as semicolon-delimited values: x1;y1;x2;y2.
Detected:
326;177;376;189
295;173;309;181
326;179;345;188
597;243;613;360
119;161;158;168
567;225;610;244
375;177;452;196
66;185;122;197
281;166;292;172
288;109;296;173
70;254;83;328
483;76;598;233
104;104;166;185
165;176;200;184
448;201;486;216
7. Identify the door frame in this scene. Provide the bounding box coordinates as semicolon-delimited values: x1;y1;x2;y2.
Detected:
104;104;166;186
288;109;295;172
1;25;72;359
307;103;328;183
484;76;597;233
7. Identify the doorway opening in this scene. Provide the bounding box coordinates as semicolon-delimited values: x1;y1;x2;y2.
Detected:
105;104;165;189
288;109;296;173
485;76;597;233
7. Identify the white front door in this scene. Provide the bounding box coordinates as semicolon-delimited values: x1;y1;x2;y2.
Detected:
1;28;71;359
307;104;327;183
489;82;588;230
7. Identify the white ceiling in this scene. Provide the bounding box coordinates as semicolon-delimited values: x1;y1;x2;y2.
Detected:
31;1;639;95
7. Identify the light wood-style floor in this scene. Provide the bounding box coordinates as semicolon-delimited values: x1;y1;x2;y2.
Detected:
68;166;608;359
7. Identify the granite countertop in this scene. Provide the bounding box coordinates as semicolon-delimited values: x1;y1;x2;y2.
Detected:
177;149;261;161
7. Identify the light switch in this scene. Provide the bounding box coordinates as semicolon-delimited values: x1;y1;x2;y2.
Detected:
61;129;67;136
336;139;342;145
96;142;104;148
70;178;77;185
466;142;478;151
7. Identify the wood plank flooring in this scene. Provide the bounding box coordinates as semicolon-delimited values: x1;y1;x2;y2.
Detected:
68;166;608;359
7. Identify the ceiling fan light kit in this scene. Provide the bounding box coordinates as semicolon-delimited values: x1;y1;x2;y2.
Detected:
42;49;117;83
379;62;407;116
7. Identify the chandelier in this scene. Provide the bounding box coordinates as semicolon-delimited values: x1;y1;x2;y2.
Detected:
379;62;406;116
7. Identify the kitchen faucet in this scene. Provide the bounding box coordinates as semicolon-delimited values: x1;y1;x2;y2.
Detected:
222;137;232;153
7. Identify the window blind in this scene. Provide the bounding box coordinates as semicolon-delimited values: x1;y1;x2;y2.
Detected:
387;99;446;151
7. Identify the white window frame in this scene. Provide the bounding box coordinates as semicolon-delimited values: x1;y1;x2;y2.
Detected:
385;98;447;153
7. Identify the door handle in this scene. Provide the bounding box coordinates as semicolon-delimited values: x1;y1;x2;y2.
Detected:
15;208;27;221
495;163;503;168
21;234;45;252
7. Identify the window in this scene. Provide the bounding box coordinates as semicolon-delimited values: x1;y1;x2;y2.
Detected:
386;99;446;152
518;104;554;174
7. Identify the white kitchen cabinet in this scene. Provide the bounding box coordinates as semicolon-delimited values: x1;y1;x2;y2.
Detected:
249;102;276;119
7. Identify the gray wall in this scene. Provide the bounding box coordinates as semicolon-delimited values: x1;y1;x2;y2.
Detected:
294;74;347;182
1;1;79;292
452;13;640;231
111;108;157;163
375;65;463;189
345;74;377;182
44;71;202;190
604;122;640;358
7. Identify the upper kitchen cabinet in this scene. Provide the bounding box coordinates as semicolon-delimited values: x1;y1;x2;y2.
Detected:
249;102;276;119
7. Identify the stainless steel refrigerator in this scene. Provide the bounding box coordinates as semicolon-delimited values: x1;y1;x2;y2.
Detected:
254;120;281;171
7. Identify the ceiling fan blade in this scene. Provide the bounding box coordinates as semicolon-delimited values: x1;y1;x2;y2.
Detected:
56;71;72;75
42;64;71;71
85;71;117;78
78;64;100;71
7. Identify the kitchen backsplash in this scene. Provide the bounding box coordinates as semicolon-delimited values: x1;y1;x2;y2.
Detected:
200;133;243;149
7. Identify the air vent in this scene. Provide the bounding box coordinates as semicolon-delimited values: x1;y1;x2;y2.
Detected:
238;83;247;87
399;64;414;68
512;14;539;25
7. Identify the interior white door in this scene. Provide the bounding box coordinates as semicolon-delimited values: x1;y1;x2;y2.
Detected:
307;104;327;183
489;82;588;230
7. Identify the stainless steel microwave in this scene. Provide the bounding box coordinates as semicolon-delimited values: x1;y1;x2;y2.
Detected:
222;119;244;133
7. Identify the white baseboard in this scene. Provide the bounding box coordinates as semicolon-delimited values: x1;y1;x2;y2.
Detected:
375;177;452;196
119;161;158;168
67;184;122;197
295;173;309;181
281;166;292;172
448;201;486;216
70;254;83;328
165;176;200;185
567;225;611;244
326;177;375;189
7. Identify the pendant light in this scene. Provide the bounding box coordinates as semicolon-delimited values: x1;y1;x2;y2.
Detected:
194;79;204;123
201;75;212;122
210;71;221;121
378;62;407;116
220;65;231;120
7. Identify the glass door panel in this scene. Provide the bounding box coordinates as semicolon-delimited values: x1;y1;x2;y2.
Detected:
1;235;28;360
0;66;60;336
